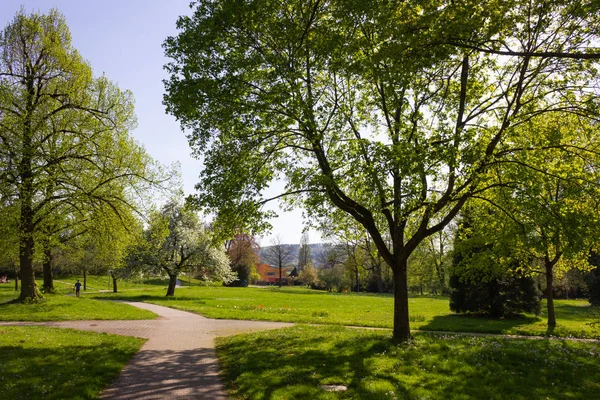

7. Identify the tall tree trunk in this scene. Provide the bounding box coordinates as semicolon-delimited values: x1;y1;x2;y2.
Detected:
112;273;118;293
545;259;556;327
42;241;54;293
434;262;445;295
18;133;42;302
166;273;177;296
13;262;19;291
18;223;41;301
278;264;282;287
393;259;411;341
83;269;87;291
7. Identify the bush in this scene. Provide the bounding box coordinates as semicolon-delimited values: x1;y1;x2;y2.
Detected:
586;253;600;306
449;209;541;317
450;272;542;317
224;264;252;287
317;265;349;292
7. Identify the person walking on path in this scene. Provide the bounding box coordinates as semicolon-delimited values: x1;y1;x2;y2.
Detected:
74;280;82;297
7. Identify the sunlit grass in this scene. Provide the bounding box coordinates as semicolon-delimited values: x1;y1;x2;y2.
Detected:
0;326;144;399
217;325;600;400
90;285;600;338
0;285;156;321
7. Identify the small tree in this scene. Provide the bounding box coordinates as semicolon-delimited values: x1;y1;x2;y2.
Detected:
131;200;234;296
297;232;312;271
226;233;260;286
318;264;349;293
298;263;318;287
265;235;294;287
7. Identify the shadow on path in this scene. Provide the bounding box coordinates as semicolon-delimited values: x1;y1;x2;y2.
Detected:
101;348;226;400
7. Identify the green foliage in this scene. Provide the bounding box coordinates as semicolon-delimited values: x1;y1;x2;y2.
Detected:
0;9;159;301
298;263;319;287
449;274;542;318
450;210;542;317
164;0;600;340
217;326;600;400
0;326;144;399
318;265;350;293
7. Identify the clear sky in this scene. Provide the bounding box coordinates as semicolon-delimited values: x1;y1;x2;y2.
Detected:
1;0;321;245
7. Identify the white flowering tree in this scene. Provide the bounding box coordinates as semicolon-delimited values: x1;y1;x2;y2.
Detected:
130;200;235;296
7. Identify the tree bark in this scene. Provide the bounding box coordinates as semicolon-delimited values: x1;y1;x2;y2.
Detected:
166;273;177;296
279;264;282;287
17;66;42;302
42;243;54;293
393;259;411;341
112;273;118;293
13;262;19;291
18;227;41;301
545;260;556;327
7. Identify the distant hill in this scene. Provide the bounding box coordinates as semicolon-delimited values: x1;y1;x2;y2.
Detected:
260;243;328;267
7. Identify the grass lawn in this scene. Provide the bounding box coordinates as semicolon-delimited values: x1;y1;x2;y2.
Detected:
91;285;600;339
216;325;600;400
0;285;157;321
0;326;144;399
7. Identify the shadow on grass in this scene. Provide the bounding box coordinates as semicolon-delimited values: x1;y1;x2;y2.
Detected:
419;313;541;334
550;303;596;322
0;343;139;399
218;327;600;400
92;293;210;304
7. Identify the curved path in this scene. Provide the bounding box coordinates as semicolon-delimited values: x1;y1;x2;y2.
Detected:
0;302;293;399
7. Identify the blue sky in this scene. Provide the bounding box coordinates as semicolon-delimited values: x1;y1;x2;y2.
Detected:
1;1;320;245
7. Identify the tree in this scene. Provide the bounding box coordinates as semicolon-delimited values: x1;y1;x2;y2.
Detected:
264;235;294;287
164;0;600;341
0;10;157;302
226;233;260;286
131;200;234;296
481;115;600;327
298;262;318;287
297;232;312;271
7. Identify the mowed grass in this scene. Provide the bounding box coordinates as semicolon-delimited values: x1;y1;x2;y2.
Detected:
0;285;157;321
216;325;600;400
0;326;144;399
90;285;600;339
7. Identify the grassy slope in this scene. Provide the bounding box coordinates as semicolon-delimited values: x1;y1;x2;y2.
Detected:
91;285;600;338
0;326;144;400
217;325;600;400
